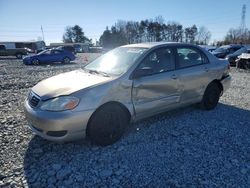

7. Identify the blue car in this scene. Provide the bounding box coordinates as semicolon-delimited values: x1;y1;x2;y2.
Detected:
23;49;76;65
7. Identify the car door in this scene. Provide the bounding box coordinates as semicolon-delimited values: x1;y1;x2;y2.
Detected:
50;50;63;62
38;50;52;63
132;47;181;118
175;46;211;103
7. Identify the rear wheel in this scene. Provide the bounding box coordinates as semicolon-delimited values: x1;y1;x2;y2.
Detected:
201;83;221;110
62;57;70;64
87;104;129;146
32;59;39;65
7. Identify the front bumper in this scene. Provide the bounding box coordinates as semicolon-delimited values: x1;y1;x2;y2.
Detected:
23;58;31;65
221;75;232;93
24;99;93;142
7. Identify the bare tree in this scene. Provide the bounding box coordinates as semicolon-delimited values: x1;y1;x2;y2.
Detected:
196;26;211;45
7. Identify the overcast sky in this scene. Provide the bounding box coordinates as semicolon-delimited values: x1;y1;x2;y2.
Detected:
0;0;249;45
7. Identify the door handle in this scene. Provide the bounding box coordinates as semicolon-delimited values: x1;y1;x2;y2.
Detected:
171;74;178;79
204;67;209;72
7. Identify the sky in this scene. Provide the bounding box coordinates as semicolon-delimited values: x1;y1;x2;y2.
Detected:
0;0;249;45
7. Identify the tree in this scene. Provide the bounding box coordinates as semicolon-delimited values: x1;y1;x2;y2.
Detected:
98;17;214;48
63;26;74;43
99;27;112;48
164;22;183;42
217;27;250;45
196;26;211;45
185;25;197;43
62;25;90;43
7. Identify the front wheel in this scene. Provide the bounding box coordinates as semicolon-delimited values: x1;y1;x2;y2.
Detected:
32;59;39;65
201;83;221;110
62;57;70;64
87;104;129;146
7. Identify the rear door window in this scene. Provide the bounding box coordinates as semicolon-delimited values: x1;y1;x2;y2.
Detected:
177;47;208;69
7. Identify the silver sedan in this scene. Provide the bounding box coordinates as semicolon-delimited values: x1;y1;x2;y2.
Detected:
24;42;231;145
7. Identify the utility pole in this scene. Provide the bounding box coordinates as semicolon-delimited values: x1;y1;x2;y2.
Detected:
41;25;45;42
240;4;246;43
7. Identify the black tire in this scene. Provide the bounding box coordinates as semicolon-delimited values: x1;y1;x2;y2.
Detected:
201;83;221;110
62;57;70;64
16;53;23;59
32;59;39;65
87;104;129;146
243;61;250;70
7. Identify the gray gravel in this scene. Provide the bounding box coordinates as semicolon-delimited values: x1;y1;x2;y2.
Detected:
0;55;250;187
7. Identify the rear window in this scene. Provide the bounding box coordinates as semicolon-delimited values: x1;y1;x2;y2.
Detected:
177;47;208;69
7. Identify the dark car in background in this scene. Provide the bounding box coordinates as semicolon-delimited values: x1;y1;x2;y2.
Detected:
212;44;242;58
0;44;28;59
199;45;217;53
236;49;250;69
23;49;75;65
56;46;76;54
225;46;248;66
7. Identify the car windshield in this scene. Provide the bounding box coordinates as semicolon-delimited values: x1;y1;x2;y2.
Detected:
214;46;228;53
231;47;247;56
84;47;147;76
38;50;50;55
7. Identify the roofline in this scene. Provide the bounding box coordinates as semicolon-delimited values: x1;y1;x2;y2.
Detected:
0;41;44;43
121;42;201;49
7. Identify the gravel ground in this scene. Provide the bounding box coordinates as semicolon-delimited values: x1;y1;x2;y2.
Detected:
0;54;250;188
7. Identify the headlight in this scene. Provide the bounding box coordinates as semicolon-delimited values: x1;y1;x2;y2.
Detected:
40;96;79;111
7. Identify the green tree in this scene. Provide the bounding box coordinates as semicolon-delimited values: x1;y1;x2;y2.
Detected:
62;25;90;43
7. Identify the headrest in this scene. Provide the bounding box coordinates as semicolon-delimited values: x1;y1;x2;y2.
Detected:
187;53;200;61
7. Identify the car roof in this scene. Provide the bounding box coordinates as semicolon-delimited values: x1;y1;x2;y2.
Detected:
122;42;201;49
220;44;243;48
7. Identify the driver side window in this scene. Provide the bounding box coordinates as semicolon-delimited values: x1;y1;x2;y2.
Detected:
138;48;175;75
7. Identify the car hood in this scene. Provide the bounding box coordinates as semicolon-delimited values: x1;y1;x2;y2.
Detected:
24;54;38;59
32;70;113;100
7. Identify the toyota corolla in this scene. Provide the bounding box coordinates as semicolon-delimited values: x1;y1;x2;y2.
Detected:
24;42;231;146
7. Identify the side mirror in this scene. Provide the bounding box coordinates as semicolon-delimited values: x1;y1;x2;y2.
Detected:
132;67;153;79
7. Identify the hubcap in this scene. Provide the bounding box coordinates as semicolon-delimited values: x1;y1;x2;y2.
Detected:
33;60;38;65
64;58;70;63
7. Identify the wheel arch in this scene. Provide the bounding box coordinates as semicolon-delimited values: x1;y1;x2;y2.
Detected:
208;79;223;95
86;101;131;137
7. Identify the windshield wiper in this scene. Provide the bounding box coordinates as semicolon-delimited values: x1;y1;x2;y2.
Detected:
84;69;110;77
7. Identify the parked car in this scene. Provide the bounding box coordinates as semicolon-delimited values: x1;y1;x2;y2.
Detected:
56;46;76;54
199;45;217;53
0;44;28;59
23;49;75;65
236;49;250;70
0;41;45;54
212;44;242;58
225;46;248;66
24;42;231;146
